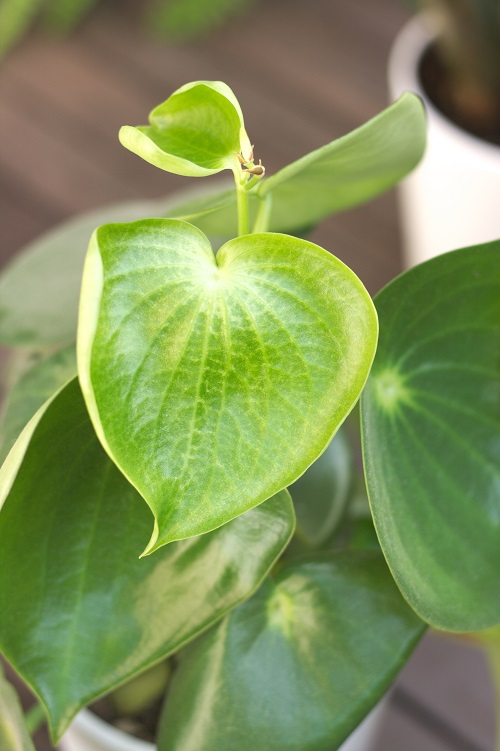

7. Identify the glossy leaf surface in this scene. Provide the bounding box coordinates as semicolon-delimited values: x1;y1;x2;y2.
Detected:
0;378;294;740
0;198;169;347
361;242;500;631
0;346;76;462
166;94;426;236
158;552;424;751
0;667;35;751
289;430;352;548
78;220;377;550
119;81;251;177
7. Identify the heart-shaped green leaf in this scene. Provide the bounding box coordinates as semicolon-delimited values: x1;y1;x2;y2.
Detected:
0;378;295;740
0;197;172;347
165;93;426;236
78;220;377;551
288;429;352;549
361;241;500;632
0;346;76;462
157;552;425;751
119;81;252;178
0;667;35;751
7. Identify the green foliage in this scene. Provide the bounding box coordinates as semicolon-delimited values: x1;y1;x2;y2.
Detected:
0;0;256;58
361;241;500;632
158;553;424;751
149;0;254;41
1;76;497;750
78;222;377;550
0;376;294;737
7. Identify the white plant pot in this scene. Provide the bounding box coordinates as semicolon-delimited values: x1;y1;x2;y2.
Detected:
388;16;500;267
59;700;386;751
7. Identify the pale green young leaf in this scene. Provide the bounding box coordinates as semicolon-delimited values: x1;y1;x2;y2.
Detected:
165;94;426;236
78;219;377;551
0;0;38;58
0;667;36;751
158;552;424;751
0;378;294;741
361;241;500;632
119;81;252;178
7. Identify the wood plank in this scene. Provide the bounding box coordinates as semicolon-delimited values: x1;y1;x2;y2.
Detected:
396;632;496;751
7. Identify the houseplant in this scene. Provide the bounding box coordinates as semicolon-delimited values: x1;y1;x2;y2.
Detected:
0;80;499;751
389;2;500;264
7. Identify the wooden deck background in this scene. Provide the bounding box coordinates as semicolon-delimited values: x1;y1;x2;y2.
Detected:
0;0;496;748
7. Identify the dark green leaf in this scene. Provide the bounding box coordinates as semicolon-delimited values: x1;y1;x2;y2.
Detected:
158;552;424;751
0;379;295;740
289;430;352;548
361;241;500;631
78;220;377;550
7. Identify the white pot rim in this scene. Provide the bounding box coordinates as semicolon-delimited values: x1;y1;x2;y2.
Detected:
388;14;500;162
66;708;155;751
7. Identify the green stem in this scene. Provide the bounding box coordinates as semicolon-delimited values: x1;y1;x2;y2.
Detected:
252;194;272;234
483;641;500;751
25;701;45;736
236;183;249;236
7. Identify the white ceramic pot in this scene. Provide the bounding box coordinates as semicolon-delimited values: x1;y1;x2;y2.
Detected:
388;16;500;267
59;700;386;751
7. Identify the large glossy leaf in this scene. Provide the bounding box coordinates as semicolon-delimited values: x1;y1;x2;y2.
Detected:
78;220;377;551
0;346;76;462
166;94;426;236
0;667;35;751
158;552;425;751
361;241;500;632
119;81;252;178
0;378;295;740
0;198;171;347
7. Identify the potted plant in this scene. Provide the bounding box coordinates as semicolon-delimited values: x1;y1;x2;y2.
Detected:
389;1;500;265
0;80;499;751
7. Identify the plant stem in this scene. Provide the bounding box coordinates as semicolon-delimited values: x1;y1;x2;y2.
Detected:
252;194;272;234
25;701;45;736
236;183;249;236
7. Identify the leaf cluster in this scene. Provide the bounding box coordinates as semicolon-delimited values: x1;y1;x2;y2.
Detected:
0;80;499;751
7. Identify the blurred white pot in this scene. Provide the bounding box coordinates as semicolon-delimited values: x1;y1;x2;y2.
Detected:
388;16;500;267
59;700;386;751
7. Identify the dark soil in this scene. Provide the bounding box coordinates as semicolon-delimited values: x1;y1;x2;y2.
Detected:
420;45;500;146
91;695;161;744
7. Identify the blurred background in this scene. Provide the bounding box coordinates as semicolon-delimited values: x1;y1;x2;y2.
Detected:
0;0;497;749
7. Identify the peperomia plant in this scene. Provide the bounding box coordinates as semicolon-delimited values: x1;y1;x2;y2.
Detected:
0;80;499;751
